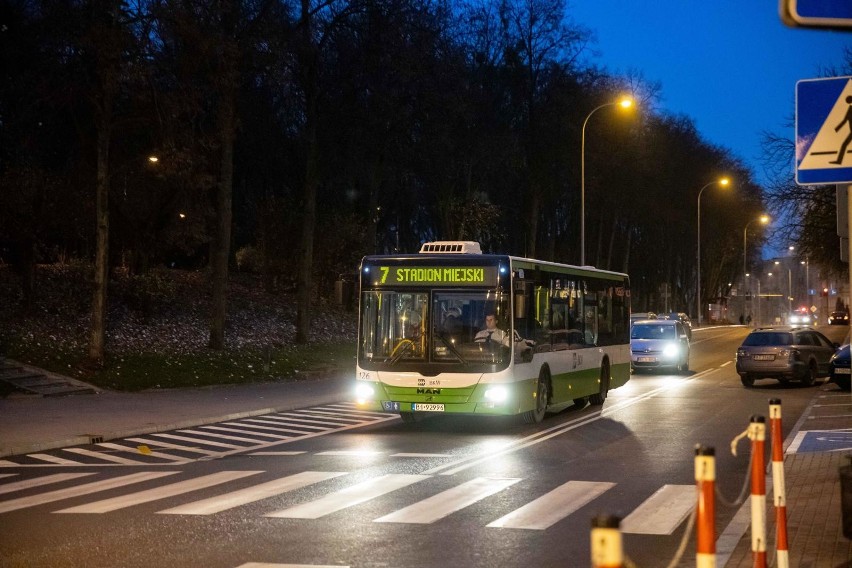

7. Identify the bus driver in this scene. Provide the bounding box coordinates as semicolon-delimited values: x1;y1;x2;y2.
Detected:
474;313;511;346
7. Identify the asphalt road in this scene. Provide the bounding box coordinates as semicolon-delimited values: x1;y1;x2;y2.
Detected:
0;325;848;568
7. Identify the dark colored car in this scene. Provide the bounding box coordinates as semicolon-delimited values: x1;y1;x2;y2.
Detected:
735;327;838;387
658;312;693;340
828;344;852;391
828;310;849;325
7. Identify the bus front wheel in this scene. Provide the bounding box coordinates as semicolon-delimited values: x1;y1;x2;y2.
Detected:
523;370;550;424
590;361;610;406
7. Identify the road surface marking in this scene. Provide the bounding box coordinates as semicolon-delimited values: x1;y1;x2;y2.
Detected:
126;437;220;456
620;484;694;535
26;454;84;465
158;471;347;515
55;470;262;514
0;473;95;495
486;480;615;530
374;477;520;524
97;442;188;462
149;432;244;449
196;425;292;439
266;474;428;519
0;471;178;513
63;447;148;465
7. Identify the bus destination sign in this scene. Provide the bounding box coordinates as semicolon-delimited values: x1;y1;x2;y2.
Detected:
369;265;498;287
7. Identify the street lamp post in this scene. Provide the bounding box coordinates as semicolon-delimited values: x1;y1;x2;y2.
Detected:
742;214;769;323
696;177;731;325
580;97;633;266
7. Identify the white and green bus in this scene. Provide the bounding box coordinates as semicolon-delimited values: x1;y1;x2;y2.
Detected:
354;241;631;423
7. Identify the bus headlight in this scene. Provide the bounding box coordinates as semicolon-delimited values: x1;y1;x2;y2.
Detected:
484;386;508;403
355;383;375;402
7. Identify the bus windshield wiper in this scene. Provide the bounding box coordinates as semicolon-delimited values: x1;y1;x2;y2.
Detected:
388;340;415;365
436;332;468;364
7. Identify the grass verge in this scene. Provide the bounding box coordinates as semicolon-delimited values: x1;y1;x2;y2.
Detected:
4;339;356;392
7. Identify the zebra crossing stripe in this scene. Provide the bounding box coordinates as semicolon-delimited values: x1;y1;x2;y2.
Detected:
486;480;615;530
619;484;695;535
197;425;292;439
0;471;178;513
374;477;521;524
97;442;189;463
315;451;383;457
177;429;273;444
157;471;347;515
265;474;429;519
149;432;244;449
236;563;350;567
221;421;298;435
0;473;95;495
290;411;365;423
242;418;328;432
63;447;149;465
54;470;263;514
26;453;84;465
126;437;220;456
0;474;16;479
271;414;338;428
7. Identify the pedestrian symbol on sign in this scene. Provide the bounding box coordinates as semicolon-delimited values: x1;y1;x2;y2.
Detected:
796;77;852;184
830;96;852;164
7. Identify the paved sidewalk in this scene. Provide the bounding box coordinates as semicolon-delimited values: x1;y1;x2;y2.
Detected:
0;363;849;566
0;368;350;457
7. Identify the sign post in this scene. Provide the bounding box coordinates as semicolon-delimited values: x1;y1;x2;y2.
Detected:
796;77;852;317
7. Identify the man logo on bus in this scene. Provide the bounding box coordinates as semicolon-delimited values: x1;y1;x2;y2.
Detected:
417;388;442;395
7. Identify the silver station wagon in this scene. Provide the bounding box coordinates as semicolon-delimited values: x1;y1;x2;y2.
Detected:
735;327;838;387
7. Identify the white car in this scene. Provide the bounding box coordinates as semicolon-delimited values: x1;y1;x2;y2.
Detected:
788;312;813;326
630;319;690;373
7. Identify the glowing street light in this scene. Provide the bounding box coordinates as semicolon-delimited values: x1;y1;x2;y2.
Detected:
696;177;730;325
580;96;634;266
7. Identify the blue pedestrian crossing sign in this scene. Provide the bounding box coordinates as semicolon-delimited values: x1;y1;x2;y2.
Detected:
796;76;852;185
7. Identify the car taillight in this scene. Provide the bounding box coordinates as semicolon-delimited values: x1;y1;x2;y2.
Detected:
737;348;748;358
788;349;800;361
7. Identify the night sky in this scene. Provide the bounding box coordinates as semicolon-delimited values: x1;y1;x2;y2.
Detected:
571;1;851;186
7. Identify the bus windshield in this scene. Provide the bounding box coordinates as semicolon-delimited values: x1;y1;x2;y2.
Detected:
359;289;510;368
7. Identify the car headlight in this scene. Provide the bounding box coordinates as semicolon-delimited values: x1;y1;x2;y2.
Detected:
484;386;508;403
662;343;679;358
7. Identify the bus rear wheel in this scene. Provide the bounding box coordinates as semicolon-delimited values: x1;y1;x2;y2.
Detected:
523;371;550;424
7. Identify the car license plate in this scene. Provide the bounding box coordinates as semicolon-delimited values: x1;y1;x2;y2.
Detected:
637;357;655;363
753;354;775;361
412;403;444;412
834;367;851;374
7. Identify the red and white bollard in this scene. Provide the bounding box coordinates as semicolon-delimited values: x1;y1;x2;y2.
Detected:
749;415;767;568
590;514;622;568
695;445;716;568
769;399;789;568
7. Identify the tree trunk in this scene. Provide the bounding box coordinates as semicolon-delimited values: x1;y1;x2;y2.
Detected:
88;112;111;364
295;0;319;344
208;3;238;350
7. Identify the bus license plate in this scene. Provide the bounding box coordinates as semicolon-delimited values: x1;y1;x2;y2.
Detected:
637;357;655;363
412;403;444;412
